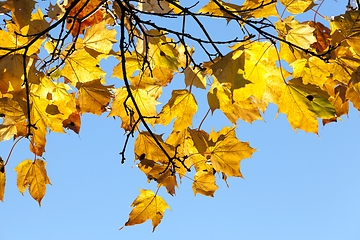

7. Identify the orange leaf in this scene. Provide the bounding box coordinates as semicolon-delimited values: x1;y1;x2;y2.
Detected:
62;112;81;134
65;0;104;36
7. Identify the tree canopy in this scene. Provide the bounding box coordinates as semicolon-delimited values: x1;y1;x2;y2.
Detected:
0;0;359;231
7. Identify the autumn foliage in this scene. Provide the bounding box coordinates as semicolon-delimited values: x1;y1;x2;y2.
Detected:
0;0;359;231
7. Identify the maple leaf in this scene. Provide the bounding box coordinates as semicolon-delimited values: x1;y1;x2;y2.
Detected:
280;0;316;14
123;189;170;231
307;21;331;53
205;128;256;177
285;23;317;50
0;55;37;94
112;51;143;80
3;0;36;29
241;0;279;20
197;0;243;22
109;87;159;131
184;66;207;89
192;169;218;197
62;48;106;86
22;7;50;36
156;90;197;131
290;57;330;87
0;157;5;202
137;159;178;195
65;0;105;36
14;159;51;206
0;97;26;122
331;10;360;56
0;118;17;141
134;131;174;165
138;29;180;71
278;78;336;134
76;80;113;115
47;1;66;20
139;0;180;14
166;128;208;175
62;112;81;134
82;19;117;55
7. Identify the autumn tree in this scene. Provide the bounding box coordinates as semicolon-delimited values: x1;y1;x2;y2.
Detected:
0;0;358;231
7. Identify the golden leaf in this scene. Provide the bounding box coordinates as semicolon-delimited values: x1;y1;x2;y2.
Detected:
109;87;159;131
205;128;256;177
278;78;336;134
138;29;180;71
124;189;170;232
286;23;316;50
82;19;117;54
137;159;178;195
134;131;174;165
280;0;316;14
14;159;51;206
62;49;106;86
192;169;218;197
197;0;242;22
331;10;360;56
156;90;197;131
0;118;17;141
76;80;113;115
241;0;279;19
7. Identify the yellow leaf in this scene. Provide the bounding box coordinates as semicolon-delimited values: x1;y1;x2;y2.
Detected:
131;75;162;100
280;0;316;14
124;189;170;231
286;23;316;49
206;129;256;177
156;90;197;131
192;169;218;197
5;0;36;29
22;8;50;36
291;57;330;87
134;131;174;165
278;78;336;134
77;80;113;115
197;0;242;22
0;97;26;122
0;55;37;94
148;65;175;87
83;19;117;54
137;159;178;195
112;51;143;79
331;10;360;56
0;118;17;141
241;0;279;19
109;87;159;131
14;159;51;206
166;128;206;174
184;66;207;89
138;29;180;71
62;49;106;86
0;157;5;202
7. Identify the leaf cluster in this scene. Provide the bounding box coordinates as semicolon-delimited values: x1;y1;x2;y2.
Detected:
0;0;359;231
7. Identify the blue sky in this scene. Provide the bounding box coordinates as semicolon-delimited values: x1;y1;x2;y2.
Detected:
1;0;360;240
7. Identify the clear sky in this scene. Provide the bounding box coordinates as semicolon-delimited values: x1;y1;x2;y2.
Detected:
1;1;360;240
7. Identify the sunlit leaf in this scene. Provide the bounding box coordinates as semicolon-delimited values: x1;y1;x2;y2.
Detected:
123;189;170;231
14;159;51;206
